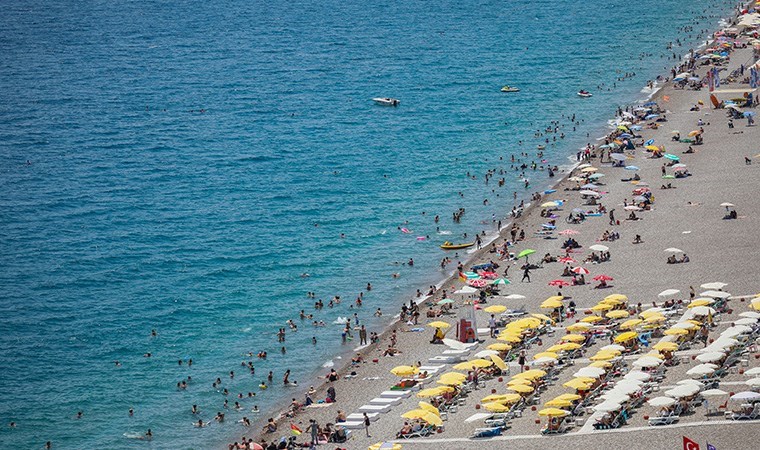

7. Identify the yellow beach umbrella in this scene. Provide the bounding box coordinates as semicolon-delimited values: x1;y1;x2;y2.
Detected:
417;386;452;398
688;299;714;308
427;321;450;329
533;352;559;360
614;331;638;343
581;315;604;323
563;378;594;390
391;366;419;377
546;344;565;352
590;351;619;361
541;299;563;309
645;145;660;151
751;302;760;311
512;369;546;380
567;323;591;332
604;294;628;303
541;201;560;208
644;314;666;324
545;398;573;408
532;313;555;323
639;309;662;319
507;384;534;394
484;305;507;314
487;343;513;351
401;409;443;426
652;341;678;351
437;372;467;386
619;318;643;330
561;334;586;343
497;334;523;343
606;310;630;319
538;408;570;417
483;401;512;412
664;328;688;336
555;393;582;401
644;351;665;359
418;401;440;416
591;303;613;312
590;360;613;368
369;443;402;450
507;377;532;386
452;359;493;371
545;295;564;303
558;342;582;351
481;393;521;404
512;317;542;328
490;354;507;371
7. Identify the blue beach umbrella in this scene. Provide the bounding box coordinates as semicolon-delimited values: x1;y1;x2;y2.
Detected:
625;165;640;171
645;139;655;146
645;114;660;120
663;153;679;161
619;133;633;138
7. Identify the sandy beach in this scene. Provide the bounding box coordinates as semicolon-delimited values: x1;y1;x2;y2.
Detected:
233;9;760;450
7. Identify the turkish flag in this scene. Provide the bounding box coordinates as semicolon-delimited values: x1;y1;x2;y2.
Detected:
683;436;700;450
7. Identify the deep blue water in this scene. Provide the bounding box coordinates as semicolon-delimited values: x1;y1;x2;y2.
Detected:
0;0;738;448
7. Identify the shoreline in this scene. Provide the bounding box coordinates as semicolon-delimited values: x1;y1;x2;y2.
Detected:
234;4;758;448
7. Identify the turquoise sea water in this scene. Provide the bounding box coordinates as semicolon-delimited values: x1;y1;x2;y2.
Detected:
0;0;738;448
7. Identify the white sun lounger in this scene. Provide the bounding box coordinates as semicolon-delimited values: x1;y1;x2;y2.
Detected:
379;390;412;399
428;355;459;364
369;397;402;406
358;404;391;413
418;364;445;374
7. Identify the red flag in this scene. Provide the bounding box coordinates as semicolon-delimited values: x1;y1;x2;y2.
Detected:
683;436;700;450
290;423;302;436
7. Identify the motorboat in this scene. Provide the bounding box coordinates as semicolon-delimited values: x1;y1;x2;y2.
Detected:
440;241;475;250
373;97;400;106
577;90;593;98
501;85;520;92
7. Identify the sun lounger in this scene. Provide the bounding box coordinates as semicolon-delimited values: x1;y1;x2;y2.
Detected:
730;403;760;420
379;390;412;399
340;420;365;429
398;425;435;439
418;364;445;374
347;412;379;422
472;427;502;438
358;404;391;413
648;411;679;426
369;397;402;407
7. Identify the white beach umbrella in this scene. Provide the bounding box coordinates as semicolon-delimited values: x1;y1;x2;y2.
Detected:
687;363;718;376
624;371;651;381
700;282;727;290
579;190;601;197
722;325;752;337
574;367;606;378
745;378;760;387
632;357;662;368
658;289;680;297
610;384;641;395
672;322;698;330
664;247;684;253
734;318;757;326
739;312;760;319
695;352;725;363
689;306;716;316
589;244;609;252
700;290;731;299
648;396;676;407
665;384;700;398
743;367;760;376
676;379;704;387
593;401;623;412
504;294;526;300
731;391;760;401
532;357;558;365
600;344;626;352
701;388;728;397
455;286;478;295
474;350;499;358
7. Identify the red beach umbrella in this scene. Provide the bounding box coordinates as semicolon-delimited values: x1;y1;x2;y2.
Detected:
548;280;571;287
558;256;577;264
593;275;614;281
571;267;590;275
559;229;580;236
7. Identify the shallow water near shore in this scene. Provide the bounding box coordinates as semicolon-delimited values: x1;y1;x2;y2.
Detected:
0;0;740;448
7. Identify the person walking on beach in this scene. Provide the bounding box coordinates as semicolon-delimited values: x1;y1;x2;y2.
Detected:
363;412;371;437
608;209;616;226
521;266;531;283
518;350;526;372
488;315;497;338
306;419;319;447
359;325;367;345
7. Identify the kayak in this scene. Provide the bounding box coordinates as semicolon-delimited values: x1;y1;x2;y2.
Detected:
440;241;475;250
501;85;520;92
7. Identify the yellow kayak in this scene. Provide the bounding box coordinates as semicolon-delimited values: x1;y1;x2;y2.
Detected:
440;241;475;250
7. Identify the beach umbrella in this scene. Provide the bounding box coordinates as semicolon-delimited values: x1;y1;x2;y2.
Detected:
625;165;640;171
507;377;532;386
735;318;758;326
533;352;559;361
589;351;618;362
671;321;698;330
688;299;715;308
579;190;601;197
648;396;676;407
568;266;590;276
676;380;703;387
558;256;577;263
428;321;451;329
688;130;702;137
658;289;681;297
453;359;492;370
619;318;643;330
548;279;571;287
602;294;627;304
442;338;467;351
481;393;520;404
541;201;560;208
665;384;700;398
581;183;598;189
401;409;443;426
624;205;642;211
653;341;679;352
455;286;478;294
581;315;604;324
664;247;683;253
507;384;535;394
745;378;760;387
664;154;679;161
497;334;522;343
663;328;688;336
644;314;666;324
600;344;625;352
531;313;555;324
490;354;507;371
416;386;453;398
744;367;760;376
722;325;752;337
701;388;728;397
623;371;651;382
610;153;628;161
593;274;614;282
541;299;563;309
632;357;662;368
391;366;419;377
503;294;526;300
474;350;499;358
588;173;605;180
491;278;511;286
606;310;630;319
369;444;402;450
418;401;441;416
593;401;623;412
645;145;660;151
731;391;760;401
561;334;586;343
512;369;546;380
689;306;716;317
589;244;609;252
558;229;580;236
482;402;512;413
687;364;718;376
538;408;569;417
517;249;536;259
614;331;638;343
701;282;728;290
487;343;512;351
591;303;613;312
739;311;760;319
484;305;507;314
700;290;731;299
563;378;595;390
437;298;454;305
574;367;606;378
467;279;488;288
581;167;599;173
640;307;664;318
567;323;591;332
545;398;574;408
